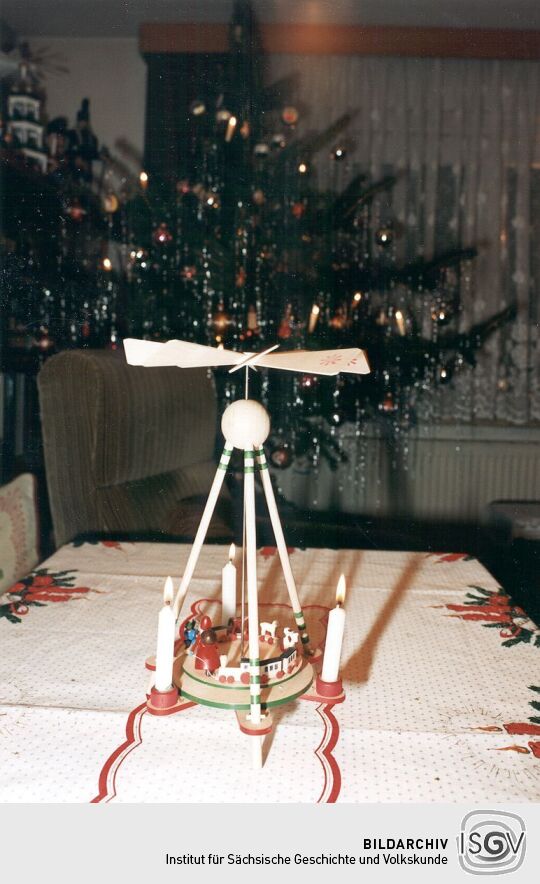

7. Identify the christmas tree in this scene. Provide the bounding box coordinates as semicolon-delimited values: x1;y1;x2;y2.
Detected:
1;2;515;473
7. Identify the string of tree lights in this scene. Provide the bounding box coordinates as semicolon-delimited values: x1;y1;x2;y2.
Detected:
0;2;515;473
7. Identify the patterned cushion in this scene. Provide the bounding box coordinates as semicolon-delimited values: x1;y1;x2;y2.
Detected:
0;473;39;594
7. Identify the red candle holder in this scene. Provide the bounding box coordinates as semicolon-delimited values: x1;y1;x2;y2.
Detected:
147;685;181;715
315;675;343;699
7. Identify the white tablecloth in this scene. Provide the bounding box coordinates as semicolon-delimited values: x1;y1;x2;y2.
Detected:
1;542;539;803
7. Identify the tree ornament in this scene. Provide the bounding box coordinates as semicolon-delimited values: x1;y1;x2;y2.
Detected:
291;201;305;219
297;161;309;175
252;188;266;206
180;264;197;280
254;142;269;157
271;134;286;150
300;374;318;390
189;98;206;116
103;192;119;213
213;300;230;335
66;199;86;222
282;106;299;126
431;301;451;325
277;305;294;340
380;394;397;413
329;306;348;330
36;326;54;351
153;222;173;245
247;304;259;331
268;441;293;469
375;223;394;247
235;267;247;288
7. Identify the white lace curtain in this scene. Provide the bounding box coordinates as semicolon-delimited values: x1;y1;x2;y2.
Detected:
268;54;540;425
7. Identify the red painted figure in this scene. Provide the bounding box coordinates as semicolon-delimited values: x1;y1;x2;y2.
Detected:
194;628;221;675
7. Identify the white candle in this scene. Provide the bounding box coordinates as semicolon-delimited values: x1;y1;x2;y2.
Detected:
225;115;237;142
395;309;406;336
222;543;237;626
155;576;176;692
321;575;347;683
308;303;320;334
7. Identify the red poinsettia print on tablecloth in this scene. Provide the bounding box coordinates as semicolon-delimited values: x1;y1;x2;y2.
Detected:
445;585;540;649
427;552;475;564
260;545;296;559
477;687;540;758
0;568;98;624
72;538;124;551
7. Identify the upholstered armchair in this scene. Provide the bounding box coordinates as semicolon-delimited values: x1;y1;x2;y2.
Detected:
38;349;232;548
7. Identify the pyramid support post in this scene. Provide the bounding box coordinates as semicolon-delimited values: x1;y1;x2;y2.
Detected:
173;442;233;620
256;446;311;653
244;447;263;767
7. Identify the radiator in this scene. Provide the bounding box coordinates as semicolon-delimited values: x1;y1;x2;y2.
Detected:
273;425;540;521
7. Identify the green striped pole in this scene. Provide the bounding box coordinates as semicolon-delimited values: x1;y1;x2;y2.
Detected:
255;446;311;652
244;447;262;741
173;442;234;620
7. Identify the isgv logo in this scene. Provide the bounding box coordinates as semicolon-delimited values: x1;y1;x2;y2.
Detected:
458;811;526;875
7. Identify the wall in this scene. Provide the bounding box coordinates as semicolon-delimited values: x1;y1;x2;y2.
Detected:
24;37;146;168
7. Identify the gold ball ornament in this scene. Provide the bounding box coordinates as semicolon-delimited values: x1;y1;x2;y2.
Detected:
213;302;230;333
190;99;206;116
103;193;119;213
